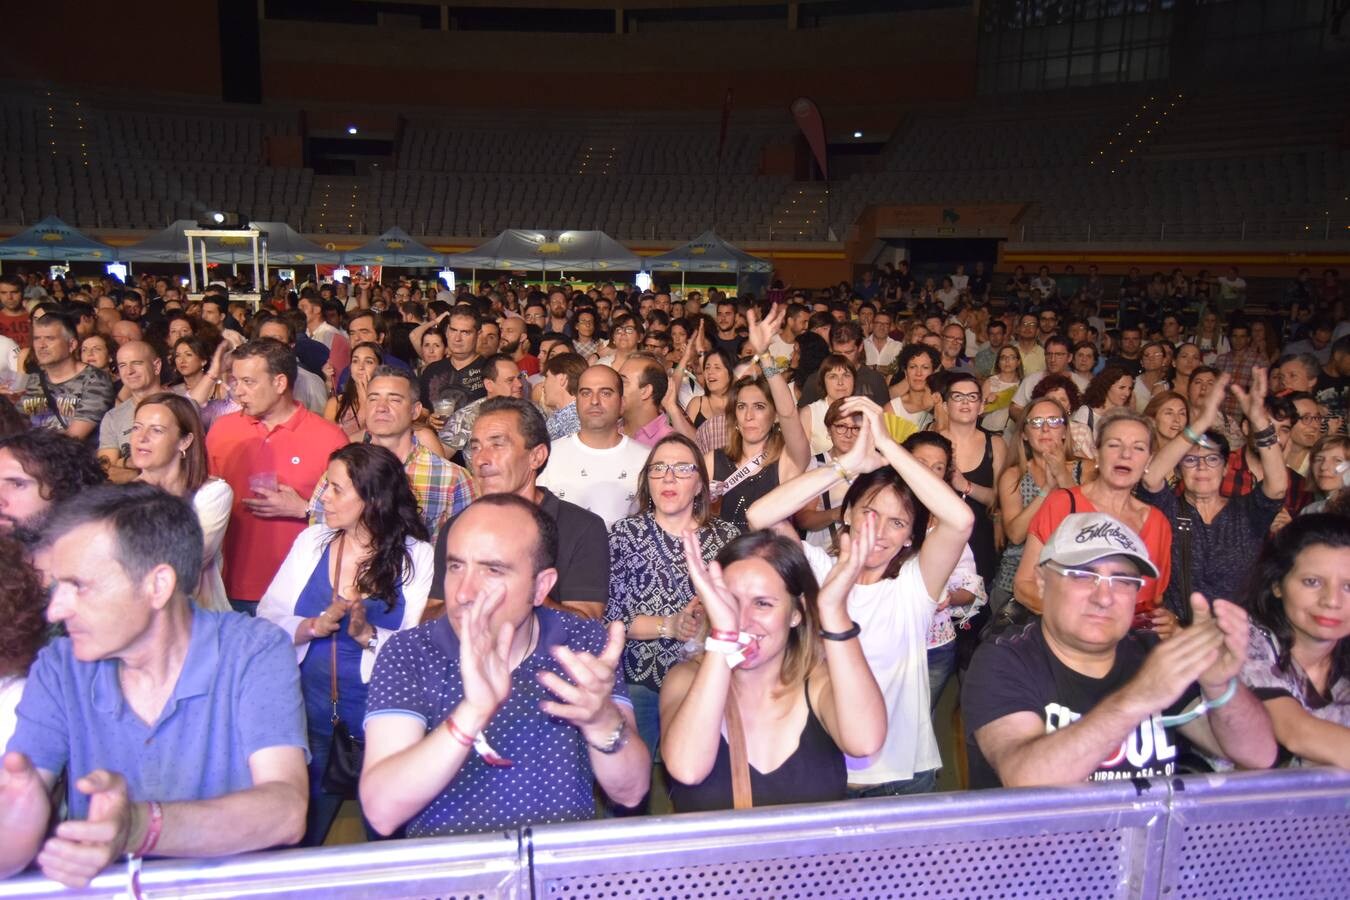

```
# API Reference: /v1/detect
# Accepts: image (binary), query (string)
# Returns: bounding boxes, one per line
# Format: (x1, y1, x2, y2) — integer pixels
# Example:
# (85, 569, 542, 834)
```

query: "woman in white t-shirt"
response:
(130, 392, 234, 612)
(0, 538, 47, 751)
(747, 395, 975, 796)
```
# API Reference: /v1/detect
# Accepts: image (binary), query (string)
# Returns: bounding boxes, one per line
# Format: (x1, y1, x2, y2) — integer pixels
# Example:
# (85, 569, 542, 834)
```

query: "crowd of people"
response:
(0, 263, 1346, 887)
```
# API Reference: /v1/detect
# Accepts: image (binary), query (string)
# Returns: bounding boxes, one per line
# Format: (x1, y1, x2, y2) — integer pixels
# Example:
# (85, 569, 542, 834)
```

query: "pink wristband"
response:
(443, 716, 475, 748)
(134, 801, 163, 857)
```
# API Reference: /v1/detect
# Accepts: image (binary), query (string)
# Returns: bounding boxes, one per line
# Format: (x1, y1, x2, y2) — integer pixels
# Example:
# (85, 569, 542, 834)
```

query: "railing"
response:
(1016, 216, 1350, 243)
(2, 768, 1347, 899)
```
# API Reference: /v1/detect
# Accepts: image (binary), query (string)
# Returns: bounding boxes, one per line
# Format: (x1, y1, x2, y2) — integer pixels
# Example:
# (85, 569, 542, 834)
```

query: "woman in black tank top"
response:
(661, 528, 887, 812)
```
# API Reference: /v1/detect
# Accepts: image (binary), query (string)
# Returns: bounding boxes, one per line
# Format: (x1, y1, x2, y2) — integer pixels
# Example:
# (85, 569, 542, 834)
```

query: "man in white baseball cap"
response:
(961, 512, 1276, 788)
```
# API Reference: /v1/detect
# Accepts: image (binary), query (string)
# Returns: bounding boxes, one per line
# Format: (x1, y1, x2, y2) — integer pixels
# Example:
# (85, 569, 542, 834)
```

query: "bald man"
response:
(97, 341, 163, 482)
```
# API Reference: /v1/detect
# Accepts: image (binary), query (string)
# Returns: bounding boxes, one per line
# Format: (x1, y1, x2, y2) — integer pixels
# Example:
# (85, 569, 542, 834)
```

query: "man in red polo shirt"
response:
(206, 338, 346, 614)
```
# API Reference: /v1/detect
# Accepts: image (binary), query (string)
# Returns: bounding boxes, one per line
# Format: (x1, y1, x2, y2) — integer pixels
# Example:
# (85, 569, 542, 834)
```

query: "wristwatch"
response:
(587, 714, 629, 754)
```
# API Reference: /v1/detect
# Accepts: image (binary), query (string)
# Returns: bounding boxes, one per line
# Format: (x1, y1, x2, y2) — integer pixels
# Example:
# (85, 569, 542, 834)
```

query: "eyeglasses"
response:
(648, 462, 699, 480)
(1026, 416, 1066, 430)
(946, 391, 981, 404)
(1044, 561, 1145, 597)
(1180, 453, 1224, 469)
(1297, 413, 1328, 424)
(830, 423, 862, 435)
(613, 326, 637, 335)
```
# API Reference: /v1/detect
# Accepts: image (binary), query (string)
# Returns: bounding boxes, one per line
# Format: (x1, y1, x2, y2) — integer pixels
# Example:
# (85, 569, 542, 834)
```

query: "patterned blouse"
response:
(604, 513, 740, 692)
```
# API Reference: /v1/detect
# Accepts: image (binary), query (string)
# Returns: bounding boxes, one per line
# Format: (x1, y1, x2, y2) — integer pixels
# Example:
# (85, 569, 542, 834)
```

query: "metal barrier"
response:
(2, 769, 1347, 899)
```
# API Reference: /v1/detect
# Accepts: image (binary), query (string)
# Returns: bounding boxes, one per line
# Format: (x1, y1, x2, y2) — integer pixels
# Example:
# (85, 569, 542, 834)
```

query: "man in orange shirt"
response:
(205, 338, 347, 614)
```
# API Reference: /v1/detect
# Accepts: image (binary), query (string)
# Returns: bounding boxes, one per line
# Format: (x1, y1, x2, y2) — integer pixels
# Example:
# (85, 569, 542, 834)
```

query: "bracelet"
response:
(819, 621, 862, 641)
(762, 362, 784, 380)
(832, 460, 854, 484)
(585, 714, 629, 755)
(1158, 677, 1239, 728)
(443, 715, 476, 748)
(658, 616, 671, 640)
(1182, 426, 1217, 450)
(134, 800, 163, 857)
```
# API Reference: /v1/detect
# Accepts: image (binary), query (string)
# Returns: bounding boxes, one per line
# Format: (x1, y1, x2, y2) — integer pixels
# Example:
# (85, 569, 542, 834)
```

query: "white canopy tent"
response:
(443, 229, 642, 284)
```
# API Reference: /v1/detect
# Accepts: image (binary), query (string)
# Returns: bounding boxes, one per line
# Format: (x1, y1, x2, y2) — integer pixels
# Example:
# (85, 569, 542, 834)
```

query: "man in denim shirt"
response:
(0, 484, 308, 887)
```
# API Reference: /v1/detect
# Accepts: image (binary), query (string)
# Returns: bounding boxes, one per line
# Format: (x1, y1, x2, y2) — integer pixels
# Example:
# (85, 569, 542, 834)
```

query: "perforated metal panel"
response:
(541, 829, 1130, 899)
(1165, 813, 1350, 900)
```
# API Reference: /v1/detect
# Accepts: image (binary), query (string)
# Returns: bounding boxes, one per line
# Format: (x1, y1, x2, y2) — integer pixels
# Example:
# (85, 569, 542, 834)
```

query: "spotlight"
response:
(347, 126, 358, 135)
(852, 131, 863, 139)
(199, 212, 248, 229)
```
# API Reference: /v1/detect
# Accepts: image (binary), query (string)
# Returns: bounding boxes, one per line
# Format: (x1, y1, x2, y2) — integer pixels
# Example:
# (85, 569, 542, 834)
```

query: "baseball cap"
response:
(1037, 512, 1159, 578)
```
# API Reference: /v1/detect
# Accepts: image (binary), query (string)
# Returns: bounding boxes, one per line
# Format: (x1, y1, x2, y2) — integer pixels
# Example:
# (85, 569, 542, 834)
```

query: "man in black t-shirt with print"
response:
(962, 513, 1277, 789)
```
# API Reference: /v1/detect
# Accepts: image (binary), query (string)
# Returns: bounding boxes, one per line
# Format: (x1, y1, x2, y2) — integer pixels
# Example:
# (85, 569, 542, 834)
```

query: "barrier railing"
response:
(1, 769, 1347, 899)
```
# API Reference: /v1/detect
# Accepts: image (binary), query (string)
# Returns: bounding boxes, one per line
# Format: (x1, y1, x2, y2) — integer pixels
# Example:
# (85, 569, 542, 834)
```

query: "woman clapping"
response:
(660, 517, 887, 811)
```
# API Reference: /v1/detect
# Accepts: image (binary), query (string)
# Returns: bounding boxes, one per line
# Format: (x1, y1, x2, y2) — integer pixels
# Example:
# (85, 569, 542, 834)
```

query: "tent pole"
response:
(187, 237, 197, 294)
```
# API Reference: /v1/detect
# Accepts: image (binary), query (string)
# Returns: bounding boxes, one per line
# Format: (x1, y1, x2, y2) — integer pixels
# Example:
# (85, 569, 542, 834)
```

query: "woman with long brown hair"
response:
(131, 392, 234, 612)
(702, 305, 809, 532)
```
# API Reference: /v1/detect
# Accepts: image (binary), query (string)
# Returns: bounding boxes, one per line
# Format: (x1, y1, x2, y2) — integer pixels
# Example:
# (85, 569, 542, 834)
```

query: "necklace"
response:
(510, 613, 539, 672)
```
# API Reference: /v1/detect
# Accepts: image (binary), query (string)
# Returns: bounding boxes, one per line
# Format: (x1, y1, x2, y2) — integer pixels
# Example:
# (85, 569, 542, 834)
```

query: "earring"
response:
(180, 448, 187, 459)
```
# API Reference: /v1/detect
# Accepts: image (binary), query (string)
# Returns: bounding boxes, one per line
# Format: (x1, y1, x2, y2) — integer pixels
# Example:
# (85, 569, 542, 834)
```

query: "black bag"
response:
(319, 535, 365, 799)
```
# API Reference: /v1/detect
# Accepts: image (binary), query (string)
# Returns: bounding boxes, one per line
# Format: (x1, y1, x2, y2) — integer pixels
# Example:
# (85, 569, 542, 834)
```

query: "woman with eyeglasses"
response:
(593, 313, 641, 371)
(987, 397, 1084, 633)
(1013, 408, 1172, 630)
(605, 434, 740, 762)
(1137, 368, 1287, 630)
(796, 399, 863, 550)
(802, 354, 857, 455)
(938, 373, 1005, 592)
(1234, 512, 1350, 770)
(572, 308, 605, 360)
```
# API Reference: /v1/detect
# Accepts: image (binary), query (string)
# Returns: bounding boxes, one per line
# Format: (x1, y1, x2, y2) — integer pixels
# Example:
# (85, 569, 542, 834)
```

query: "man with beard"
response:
(0, 431, 106, 543)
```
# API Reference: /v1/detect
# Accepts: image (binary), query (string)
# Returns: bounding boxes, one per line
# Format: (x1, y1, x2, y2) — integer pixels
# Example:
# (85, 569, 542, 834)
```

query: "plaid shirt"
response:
(1212, 346, 1270, 418)
(1219, 450, 1308, 515)
(310, 436, 477, 535)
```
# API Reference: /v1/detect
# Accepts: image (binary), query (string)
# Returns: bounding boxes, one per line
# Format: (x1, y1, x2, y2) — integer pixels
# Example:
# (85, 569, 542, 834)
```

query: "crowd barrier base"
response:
(1, 768, 1347, 899)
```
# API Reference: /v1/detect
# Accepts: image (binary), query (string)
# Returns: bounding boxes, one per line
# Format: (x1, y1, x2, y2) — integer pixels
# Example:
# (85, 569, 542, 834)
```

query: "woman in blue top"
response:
(260, 443, 433, 845)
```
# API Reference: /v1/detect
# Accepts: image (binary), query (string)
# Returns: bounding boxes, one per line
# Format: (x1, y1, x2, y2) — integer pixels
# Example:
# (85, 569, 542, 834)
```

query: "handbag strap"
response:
(328, 534, 347, 725)
(724, 681, 753, 810)
(36, 370, 69, 430)
(1175, 513, 1194, 625)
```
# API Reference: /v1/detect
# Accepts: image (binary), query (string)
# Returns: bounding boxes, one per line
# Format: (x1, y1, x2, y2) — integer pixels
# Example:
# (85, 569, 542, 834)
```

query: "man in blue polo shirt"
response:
(360, 493, 649, 837)
(0, 484, 308, 887)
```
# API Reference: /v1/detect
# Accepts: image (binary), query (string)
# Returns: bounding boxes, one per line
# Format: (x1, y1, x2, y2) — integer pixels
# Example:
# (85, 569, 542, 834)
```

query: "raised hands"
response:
(538, 621, 628, 743)
(1189, 594, 1250, 691)
(1229, 366, 1269, 430)
(746, 303, 786, 358)
(839, 395, 899, 460)
(817, 511, 876, 627)
(1124, 592, 1248, 716)
(1192, 371, 1232, 434)
(457, 583, 515, 724)
(681, 528, 740, 634)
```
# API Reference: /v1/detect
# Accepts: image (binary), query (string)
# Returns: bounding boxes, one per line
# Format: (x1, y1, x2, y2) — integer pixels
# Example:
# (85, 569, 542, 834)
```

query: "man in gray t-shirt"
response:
(96, 341, 164, 481)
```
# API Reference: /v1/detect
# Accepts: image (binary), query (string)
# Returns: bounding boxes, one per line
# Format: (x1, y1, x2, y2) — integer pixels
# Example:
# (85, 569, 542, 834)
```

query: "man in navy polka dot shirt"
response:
(360, 493, 650, 836)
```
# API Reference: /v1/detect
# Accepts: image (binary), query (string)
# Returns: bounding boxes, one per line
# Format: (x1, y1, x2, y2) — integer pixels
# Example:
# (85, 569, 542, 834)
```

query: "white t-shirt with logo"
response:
(537, 433, 651, 529)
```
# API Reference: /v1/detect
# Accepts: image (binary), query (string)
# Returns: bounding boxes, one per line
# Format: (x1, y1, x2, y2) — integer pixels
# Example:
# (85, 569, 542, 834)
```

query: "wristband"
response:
(819, 620, 862, 641)
(832, 460, 854, 485)
(658, 616, 671, 640)
(1182, 426, 1217, 450)
(134, 800, 163, 858)
(1157, 677, 1239, 728)
(445, 715, 514, 767)
(443, 715, 475, 748)
(704, 630, 756, 668)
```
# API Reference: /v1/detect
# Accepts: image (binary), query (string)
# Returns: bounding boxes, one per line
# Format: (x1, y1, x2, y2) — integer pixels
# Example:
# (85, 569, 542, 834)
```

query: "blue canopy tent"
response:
(342, 227, 443, 268)
(442, 229, 642, 285)
(646, 229, 773, 295)
(118, 220, 337, 266)
(0, 216, 117, 263)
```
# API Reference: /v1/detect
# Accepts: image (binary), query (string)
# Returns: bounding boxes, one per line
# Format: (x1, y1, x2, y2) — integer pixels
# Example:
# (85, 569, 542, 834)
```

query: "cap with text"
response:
(1038, 512, 1159, 578)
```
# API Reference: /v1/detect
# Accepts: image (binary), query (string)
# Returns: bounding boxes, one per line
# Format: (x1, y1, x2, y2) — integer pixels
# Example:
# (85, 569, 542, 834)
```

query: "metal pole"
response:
(1160, 222, 1166, 241)
(1241, 220, 1246, 241)
(200, 239, 210, 289)
(187, 236, 198, 293)
(1326, 215, 1331, 240)
(252, 234, 261, 295)
(1087, 222, 1092, 242)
